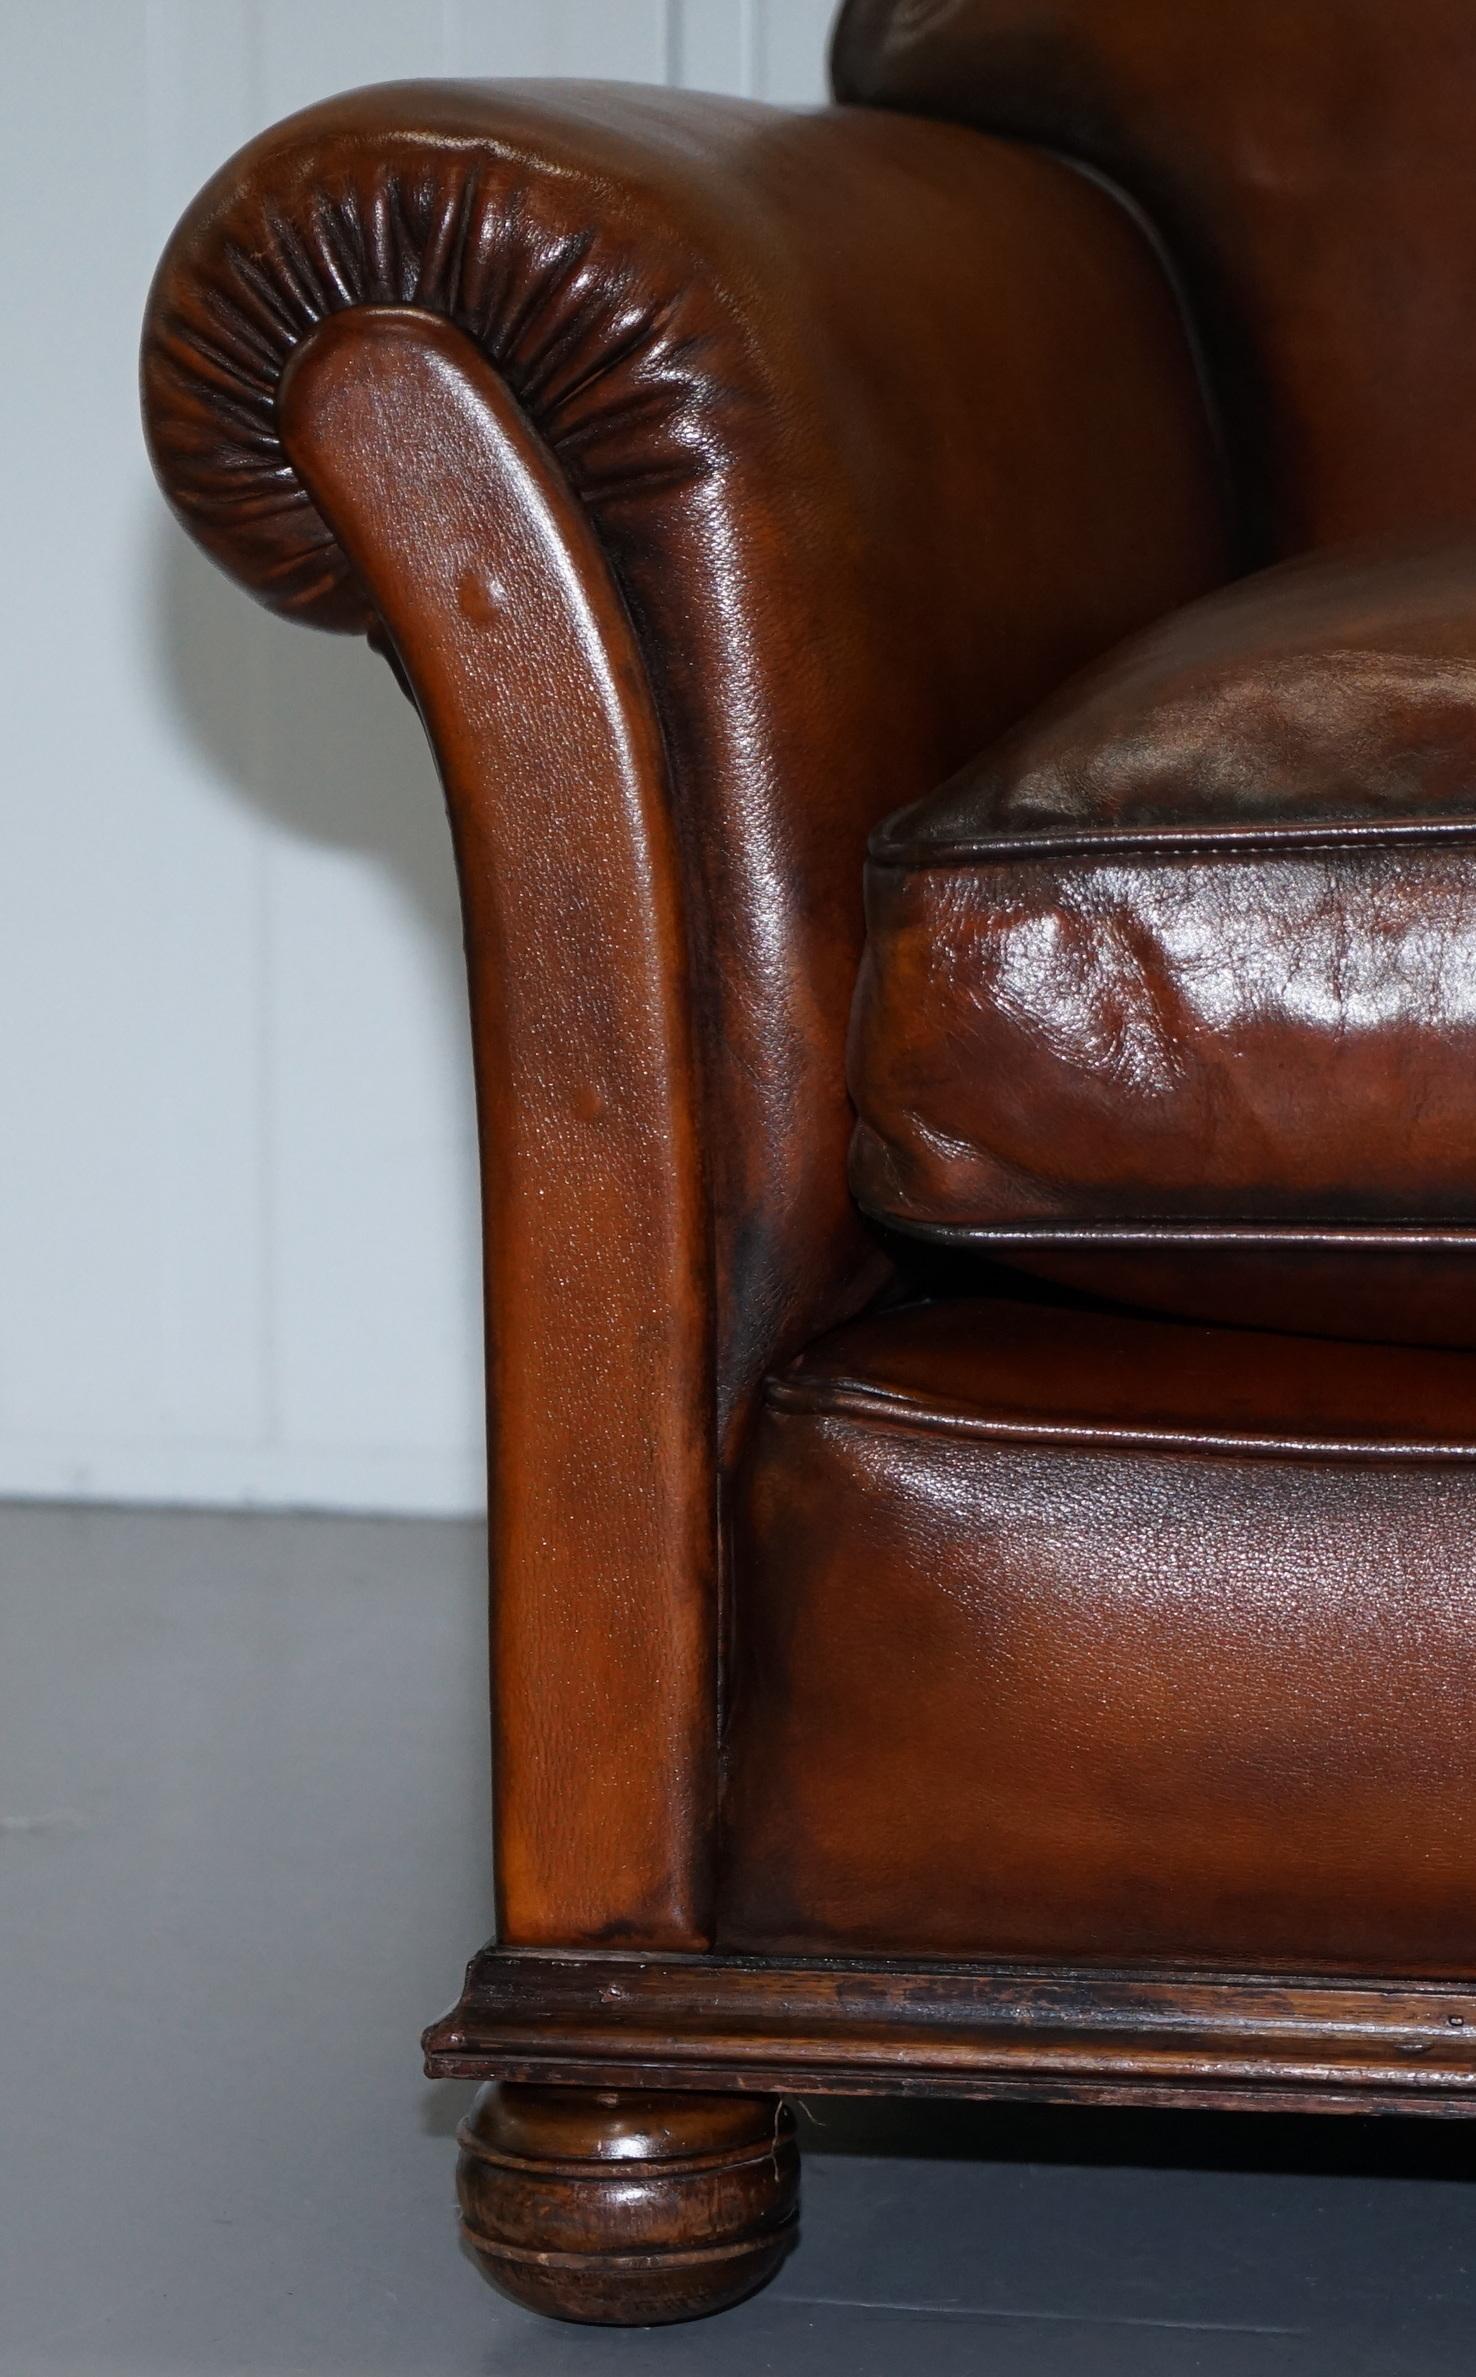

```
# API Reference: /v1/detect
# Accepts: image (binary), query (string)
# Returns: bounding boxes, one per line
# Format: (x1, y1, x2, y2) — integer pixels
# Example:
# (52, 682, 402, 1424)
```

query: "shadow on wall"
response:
(145, 507, 468, 981)
(141, 505, 485, 1458)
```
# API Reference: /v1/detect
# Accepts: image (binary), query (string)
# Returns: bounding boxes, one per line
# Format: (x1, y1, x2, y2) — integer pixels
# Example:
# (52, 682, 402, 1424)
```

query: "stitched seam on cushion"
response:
(870, 1216, 1476, 1248)
(869, 815, 1476, 867)
(763, 1377, 1476, 1463)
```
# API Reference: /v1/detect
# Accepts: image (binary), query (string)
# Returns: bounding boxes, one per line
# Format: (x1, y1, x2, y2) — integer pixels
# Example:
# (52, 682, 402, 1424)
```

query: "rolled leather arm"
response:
(143, 78, 1229, 1418)
(142, 81, 1229, 1952)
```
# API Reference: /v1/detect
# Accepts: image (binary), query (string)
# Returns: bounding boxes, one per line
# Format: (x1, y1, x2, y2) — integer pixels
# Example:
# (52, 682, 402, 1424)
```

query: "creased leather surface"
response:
(721, 1297, 1476, 1967)
(141, 80, 1228, 1440)
(878, 539, 1476, 850)
(833, 0, 1476, 562)
(849, 541, 1476, 1342)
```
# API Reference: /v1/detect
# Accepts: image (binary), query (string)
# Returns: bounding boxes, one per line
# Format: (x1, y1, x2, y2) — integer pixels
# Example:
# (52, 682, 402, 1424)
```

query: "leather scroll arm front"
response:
(277, 308, 712, 1952)
(141, 80, 1231, 1951)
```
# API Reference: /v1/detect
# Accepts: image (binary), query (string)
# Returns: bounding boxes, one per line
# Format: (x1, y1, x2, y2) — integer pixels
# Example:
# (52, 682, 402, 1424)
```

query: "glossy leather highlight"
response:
(850, 541, 1476, 1342)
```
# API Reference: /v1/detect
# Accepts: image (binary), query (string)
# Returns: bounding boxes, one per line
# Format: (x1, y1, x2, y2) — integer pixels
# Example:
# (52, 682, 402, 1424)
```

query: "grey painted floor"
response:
(4, 1500, 1475, 2375)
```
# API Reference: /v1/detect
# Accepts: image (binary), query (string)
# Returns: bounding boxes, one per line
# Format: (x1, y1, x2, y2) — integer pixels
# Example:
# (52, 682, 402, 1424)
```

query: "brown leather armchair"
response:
(141, 0, 1476, 2329)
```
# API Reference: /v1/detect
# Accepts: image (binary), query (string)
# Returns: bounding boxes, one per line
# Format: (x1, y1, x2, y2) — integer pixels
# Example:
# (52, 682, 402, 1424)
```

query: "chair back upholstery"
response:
(834, 0, 1476, 561)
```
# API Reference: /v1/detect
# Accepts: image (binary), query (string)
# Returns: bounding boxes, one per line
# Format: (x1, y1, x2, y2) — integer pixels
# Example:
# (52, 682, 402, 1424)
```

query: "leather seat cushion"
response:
(848, 540, 1476, 1343)
(719, 1296, 1476, 1968)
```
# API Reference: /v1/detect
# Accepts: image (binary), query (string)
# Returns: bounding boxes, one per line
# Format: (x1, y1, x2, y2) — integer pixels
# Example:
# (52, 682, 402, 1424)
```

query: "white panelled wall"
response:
(1, 0, 834, 1514)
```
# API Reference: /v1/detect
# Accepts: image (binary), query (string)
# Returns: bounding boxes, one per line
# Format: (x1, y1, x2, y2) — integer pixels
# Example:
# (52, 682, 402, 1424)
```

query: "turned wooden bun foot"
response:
(456, 2082, 799, 2325)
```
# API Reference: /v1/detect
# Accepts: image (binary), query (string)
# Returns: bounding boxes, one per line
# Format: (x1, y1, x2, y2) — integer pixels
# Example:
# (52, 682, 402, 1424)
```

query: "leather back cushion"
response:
(833, 0, 1476, 559)
(848, 540, 1476, 1345)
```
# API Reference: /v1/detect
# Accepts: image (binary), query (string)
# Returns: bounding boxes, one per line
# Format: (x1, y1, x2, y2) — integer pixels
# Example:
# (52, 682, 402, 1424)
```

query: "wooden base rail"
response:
(425, 1947, 1476, 2118)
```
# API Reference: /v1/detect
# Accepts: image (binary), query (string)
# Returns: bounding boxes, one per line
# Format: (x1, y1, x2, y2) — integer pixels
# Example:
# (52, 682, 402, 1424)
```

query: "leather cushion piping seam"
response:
(869, 815, 1476, 866)
(872, 1218, 1476, 1249)
(763, 1376, 1476, 1462)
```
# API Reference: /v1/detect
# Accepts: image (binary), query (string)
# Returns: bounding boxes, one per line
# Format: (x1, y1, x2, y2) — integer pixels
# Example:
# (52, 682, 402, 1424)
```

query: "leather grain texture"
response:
(833, 0, 1476, 561)
(721, 1297, 1476, 1968)
(142, 80, 1229, 1451)
(849, 540, 1476, 1343)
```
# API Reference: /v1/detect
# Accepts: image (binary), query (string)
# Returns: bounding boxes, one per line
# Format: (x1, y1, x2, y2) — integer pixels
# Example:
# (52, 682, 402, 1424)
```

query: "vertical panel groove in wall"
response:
(746, 0, 765, 98)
